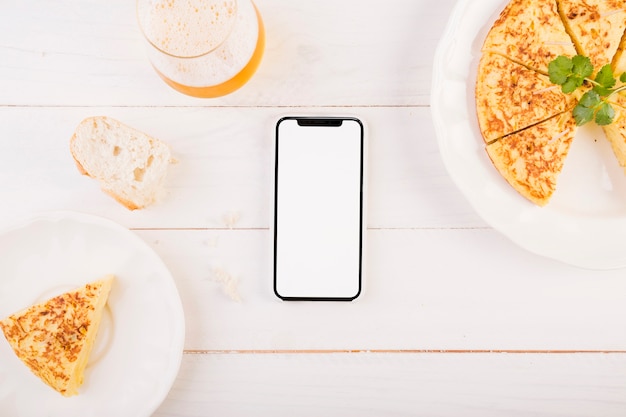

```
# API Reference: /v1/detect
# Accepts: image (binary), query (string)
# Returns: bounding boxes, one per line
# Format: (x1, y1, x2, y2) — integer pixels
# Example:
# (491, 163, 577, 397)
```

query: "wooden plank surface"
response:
(0, 106, 483, 230)
(0, 0, 455, 107)
(2, 0, 626, 415)
(155, 352, 626, 417)
(135, 228, 626, 352)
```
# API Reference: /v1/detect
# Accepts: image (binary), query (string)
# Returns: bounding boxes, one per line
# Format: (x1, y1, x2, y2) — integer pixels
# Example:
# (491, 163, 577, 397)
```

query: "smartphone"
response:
(273, 116, 365, 301)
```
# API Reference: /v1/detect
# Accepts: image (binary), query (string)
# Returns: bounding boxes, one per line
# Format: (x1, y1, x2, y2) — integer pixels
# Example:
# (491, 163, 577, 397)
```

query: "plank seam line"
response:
(183, 349, 626, 355)
(0, 104, 429, 109)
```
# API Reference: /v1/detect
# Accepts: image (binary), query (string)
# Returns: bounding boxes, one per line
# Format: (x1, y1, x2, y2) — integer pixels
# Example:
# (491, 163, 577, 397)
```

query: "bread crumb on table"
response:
(210, 267, 242, 303)
(222, 212, 241, 229)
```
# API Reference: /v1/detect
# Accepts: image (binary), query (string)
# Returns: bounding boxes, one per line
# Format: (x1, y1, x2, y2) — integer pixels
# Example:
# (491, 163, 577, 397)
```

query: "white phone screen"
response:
(273, 117, 364, 300)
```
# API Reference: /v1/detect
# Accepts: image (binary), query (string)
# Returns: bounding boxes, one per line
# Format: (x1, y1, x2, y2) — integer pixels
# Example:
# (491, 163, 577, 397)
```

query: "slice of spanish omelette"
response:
(610, 19, 626, 73)
(0, 275, 114, 397)
(476, 53, 576, 142)
(482, 0, 577, 74)
(486, 111, 577, 206)
(557, 0, 626, 73)
(603, 93, 626, 172)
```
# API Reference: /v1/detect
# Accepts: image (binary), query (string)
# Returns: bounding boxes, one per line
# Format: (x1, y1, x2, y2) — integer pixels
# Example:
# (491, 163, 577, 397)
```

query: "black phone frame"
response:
(273, 116, 365, 301)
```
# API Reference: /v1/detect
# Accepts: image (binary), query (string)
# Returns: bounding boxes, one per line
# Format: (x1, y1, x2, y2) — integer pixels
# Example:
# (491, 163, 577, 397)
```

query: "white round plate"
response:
(432, 0, 626, 269)
(0, 212, 185, 417)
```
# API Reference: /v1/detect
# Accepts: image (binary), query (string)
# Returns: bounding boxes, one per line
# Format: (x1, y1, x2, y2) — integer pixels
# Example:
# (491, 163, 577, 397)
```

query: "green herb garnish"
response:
(548, 55, 626, 126)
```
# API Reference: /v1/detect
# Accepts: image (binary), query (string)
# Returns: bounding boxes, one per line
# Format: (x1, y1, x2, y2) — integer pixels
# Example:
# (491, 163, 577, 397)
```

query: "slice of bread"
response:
(70, 116, 172, 210)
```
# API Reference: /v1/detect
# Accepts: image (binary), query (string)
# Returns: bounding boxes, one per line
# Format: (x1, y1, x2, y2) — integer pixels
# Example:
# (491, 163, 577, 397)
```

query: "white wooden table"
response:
(2, 0, 626, 415)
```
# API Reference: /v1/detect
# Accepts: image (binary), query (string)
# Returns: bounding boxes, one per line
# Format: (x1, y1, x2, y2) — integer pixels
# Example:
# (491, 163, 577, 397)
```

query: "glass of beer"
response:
(136, 0, 265, 98)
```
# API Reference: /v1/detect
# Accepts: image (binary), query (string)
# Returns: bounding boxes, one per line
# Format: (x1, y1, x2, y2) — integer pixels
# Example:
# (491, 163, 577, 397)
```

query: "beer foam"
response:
(138, 0, 237, 57)
(144, 0, 260, 87)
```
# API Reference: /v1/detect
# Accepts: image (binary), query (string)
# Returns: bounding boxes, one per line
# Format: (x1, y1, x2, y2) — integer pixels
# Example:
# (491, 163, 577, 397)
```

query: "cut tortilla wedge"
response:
(476, 53, 576, 142)
(486, 111, 577, 206)
(602, 94, 626, 172)
(482, 0, 577, 74)
(0, 276, 114, 397)
(611, 19, 626, 74)
(557, 0, 626, 73)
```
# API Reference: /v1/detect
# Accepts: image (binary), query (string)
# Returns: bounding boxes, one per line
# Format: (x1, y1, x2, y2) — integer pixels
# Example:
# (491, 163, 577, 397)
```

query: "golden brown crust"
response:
(0, 276, 114, 396)
(69, 130, 89, 177)
(486, 112, 577, 206)
(482, 0, 577, 73)
(102, 188, 141, 210)
(476, 53, 576, 142)
(71, 154, 89, 177)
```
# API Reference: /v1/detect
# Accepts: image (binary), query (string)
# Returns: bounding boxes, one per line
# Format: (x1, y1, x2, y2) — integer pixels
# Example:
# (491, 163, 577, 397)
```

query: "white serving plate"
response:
(432, 0, 626, 269)
(0, 212, 185, 417)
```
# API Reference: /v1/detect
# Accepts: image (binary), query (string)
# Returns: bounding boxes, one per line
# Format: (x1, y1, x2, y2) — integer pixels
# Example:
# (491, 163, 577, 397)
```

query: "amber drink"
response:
(137, 0, 265, 98)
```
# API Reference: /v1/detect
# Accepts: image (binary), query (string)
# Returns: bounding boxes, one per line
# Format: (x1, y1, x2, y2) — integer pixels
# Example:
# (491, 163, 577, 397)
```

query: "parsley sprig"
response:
(548, 55, 626, 126)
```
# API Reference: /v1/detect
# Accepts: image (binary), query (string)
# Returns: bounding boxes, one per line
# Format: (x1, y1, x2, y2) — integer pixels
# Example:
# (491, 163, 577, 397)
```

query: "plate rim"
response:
(431, 0, 626, 270)
(0, 210, 186, 416)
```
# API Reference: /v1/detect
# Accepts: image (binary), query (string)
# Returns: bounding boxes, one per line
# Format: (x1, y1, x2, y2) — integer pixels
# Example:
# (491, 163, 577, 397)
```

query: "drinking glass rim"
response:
(136, 0, 240, 59)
